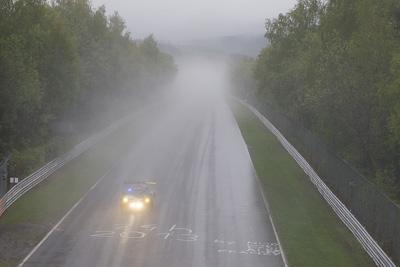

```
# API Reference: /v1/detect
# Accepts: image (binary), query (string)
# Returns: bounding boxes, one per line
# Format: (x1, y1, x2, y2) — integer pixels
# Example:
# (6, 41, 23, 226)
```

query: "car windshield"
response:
(124, 187, 147, 196)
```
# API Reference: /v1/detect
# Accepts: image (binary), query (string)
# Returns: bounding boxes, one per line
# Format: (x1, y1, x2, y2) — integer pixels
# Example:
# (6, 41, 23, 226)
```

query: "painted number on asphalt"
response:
(90, 225, 280, 256)
(90, 224, 198, 242)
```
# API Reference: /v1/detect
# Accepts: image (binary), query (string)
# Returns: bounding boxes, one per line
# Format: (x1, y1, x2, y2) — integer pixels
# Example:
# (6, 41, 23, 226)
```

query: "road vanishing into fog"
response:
(21, 60, 285, 267)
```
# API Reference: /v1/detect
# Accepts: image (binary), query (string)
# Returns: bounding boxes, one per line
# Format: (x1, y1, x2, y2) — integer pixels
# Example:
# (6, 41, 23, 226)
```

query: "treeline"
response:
(233, 0, 400, 203)
(0, 0, 177, 176)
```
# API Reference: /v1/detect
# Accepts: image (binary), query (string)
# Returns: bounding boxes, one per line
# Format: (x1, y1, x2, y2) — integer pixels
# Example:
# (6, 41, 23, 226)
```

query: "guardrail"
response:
(237, 97, 396, 267)
(0, 106, 150, 216)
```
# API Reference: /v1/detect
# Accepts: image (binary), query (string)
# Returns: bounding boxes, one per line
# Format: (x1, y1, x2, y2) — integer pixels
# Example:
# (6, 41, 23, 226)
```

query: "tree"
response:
(0, 35, 42, 152)
(253, 0, 400, 201)
(39, 11, 84, 116)
(0, 0, 178, 174)
(140, 34, 159, 62)
(231, 57, 257, 96)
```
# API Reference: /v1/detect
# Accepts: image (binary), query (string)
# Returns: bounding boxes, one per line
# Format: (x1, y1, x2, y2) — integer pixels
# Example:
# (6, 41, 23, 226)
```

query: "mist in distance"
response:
(89, 0, 299, 103)
(90, 0, 297, 43)
(173, 56, 229, 100)
(87, 0, 299, 117)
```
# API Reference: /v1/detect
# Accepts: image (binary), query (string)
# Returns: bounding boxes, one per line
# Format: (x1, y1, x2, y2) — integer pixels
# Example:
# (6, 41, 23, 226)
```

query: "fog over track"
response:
(21, 58, 285, 267)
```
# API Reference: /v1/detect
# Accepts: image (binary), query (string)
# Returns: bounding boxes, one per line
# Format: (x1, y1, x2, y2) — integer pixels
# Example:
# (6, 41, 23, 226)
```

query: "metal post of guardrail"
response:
(234, 96, 396, 267)
(0, 103, 157, 217)
(0, 154, 13, 198)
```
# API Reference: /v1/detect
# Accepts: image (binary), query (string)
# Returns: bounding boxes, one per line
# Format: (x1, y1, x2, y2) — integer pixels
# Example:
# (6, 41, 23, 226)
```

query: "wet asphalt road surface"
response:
(21, 61, 285, 267)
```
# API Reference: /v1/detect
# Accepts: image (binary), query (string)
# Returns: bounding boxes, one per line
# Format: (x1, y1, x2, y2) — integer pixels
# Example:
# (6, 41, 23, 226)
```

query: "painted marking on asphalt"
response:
(89, 224, 281, 256)
(140, 224, 157, 231)
(177, 234, 198, 242)
(19, 160, 119, 266)
(90, 231, 115, 238)
(216, 241, 281, 256)
(156, 232, 172, 239)
(114, 224, 132, 230)
(120, 231, 145, 239)
(90, 224, 198, 242)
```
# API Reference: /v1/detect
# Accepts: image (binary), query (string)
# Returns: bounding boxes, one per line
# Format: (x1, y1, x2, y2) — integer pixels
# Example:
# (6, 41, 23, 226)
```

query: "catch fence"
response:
(0, 105, 153, 217)
(239, 93, 400, 265)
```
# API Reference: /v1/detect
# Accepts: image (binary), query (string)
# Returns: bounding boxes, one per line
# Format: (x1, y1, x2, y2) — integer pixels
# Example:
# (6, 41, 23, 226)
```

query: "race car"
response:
(120, 181, 156, 212)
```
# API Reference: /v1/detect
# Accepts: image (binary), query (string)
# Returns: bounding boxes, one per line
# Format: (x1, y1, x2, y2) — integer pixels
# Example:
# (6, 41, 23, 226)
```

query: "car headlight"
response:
(122, 197, 128, 203)
(129, 202, 144, 208)
(145, 198, 150, 203)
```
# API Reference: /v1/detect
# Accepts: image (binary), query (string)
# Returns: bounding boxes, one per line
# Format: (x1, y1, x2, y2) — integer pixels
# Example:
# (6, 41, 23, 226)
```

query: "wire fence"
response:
(0, 105, 153, 217)
(238, 93, 399, 266)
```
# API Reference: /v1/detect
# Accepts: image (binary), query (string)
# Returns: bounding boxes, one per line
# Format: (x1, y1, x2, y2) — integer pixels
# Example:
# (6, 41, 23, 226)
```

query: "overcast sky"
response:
(90, 0, 298, 43)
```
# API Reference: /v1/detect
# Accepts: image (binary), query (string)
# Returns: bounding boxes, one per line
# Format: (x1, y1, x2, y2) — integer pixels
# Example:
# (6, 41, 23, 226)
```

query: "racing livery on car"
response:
(121, 181, 156, 212)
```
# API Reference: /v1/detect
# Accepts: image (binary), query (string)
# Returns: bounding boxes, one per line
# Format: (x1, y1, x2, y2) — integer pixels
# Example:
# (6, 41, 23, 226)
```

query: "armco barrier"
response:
(236, 96, 396, 267)
(0, 105, 152, 217)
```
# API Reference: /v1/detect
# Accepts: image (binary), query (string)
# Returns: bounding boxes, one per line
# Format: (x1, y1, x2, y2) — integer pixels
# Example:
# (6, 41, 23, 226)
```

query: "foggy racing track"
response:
(20, 58, 285, 267)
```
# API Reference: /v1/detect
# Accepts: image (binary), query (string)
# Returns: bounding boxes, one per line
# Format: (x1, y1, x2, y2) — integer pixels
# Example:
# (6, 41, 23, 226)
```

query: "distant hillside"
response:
(185, 35, 269, 57)
(144, 35, 269, 60)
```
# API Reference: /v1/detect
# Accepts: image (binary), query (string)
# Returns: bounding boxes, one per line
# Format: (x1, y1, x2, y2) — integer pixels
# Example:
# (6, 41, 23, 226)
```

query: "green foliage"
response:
(230, 57, 257, 96)
(40, 11, 84, 115)
(383, 54, 400, 146)
(0, 0, 177, 177)
(229, 99, 374, 266)
(0, 34, 43, 152)
(252, 0, 400, 202)
(140, 34, 159, 61)
(139, 34, 178, 91)
(375, 168, 400, 201)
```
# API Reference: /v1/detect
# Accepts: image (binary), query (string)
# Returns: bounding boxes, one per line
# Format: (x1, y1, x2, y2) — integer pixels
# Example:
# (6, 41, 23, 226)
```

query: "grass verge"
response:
(0, 104, 163, 266)
(228, 98, 375, 266)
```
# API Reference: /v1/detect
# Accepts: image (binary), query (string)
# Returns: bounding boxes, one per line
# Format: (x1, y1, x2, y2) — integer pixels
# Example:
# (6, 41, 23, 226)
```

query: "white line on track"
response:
(253, 169, 289, 267)
(18, 164, 117, 266)
(233, 99, 289, 267)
